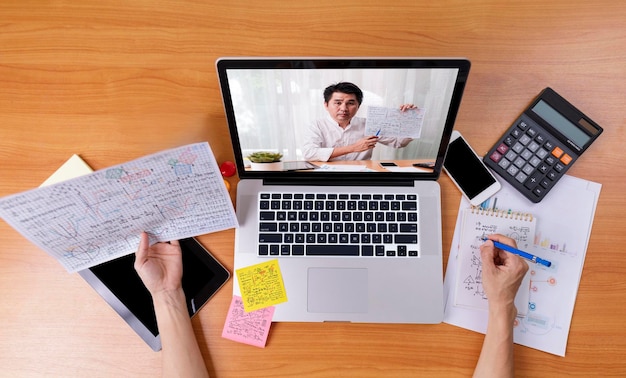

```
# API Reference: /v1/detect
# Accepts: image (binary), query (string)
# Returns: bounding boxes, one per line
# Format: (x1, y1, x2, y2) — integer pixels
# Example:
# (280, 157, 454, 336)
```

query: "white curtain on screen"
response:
(227, 68, 457, 161)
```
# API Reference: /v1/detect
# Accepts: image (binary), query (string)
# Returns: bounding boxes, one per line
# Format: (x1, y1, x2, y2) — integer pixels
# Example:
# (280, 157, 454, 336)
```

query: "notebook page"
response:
(454, 207, 535, 316)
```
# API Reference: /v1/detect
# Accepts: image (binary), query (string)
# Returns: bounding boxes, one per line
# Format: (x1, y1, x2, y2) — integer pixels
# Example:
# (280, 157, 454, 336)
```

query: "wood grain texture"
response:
(1, 0, 625, 376)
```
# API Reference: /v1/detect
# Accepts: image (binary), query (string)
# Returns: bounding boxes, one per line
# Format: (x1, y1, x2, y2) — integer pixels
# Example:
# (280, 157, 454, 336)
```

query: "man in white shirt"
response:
(303, 82, 414, 162)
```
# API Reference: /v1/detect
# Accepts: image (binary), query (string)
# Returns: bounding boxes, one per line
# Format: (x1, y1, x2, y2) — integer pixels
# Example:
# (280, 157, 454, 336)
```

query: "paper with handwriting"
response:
(364, 105, 425, 138)
(222, 295, 274, 348)
(0, 142, 237, 272)
(443, 175, 601, 356)
(236, 259, 288, 312)
(454, 207, 535, 317)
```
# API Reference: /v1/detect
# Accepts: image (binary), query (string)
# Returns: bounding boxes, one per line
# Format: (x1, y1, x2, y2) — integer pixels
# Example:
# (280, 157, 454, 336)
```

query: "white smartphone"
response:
(444, 130, 501, 206)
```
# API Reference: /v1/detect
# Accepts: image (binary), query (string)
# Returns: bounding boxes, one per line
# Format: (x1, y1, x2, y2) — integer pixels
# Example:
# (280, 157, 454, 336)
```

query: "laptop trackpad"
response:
(307, 268, 368, 313)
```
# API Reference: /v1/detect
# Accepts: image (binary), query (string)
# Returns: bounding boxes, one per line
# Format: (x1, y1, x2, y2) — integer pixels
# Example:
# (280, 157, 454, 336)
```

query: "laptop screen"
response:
(217, 58, 470, 182)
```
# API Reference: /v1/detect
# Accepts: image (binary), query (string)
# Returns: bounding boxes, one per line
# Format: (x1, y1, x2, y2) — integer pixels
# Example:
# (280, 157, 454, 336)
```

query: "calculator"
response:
(483, 87, 603, 203)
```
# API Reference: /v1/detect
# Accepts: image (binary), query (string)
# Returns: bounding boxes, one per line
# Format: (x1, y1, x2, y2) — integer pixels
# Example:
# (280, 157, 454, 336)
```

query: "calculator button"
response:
(513, 157, 526, 168)
(510, 128, 522, 138)
(544, 140, 555, 150)
(552, 146, 564, 158)
(536, 148, 549, 159)
(504, 135, 516, 145)
(519, 134, 532, 145)
(506, 165, 519, 176)
(535, 134, 546, 144)
(560, 153, 572, 165)
(525, 173, 541, 189)
(496, 143, 509, 154)
(489, 151, 503, 163)
(521, 149, 533, 160)
(527, 141, 540, 152)
(554, 162, 565, 172)
(545, 155, 556, 165)
(505, 150, 518, 161)
(546, 170, 558, 180)
(498, 158, 511, 170)
(515, 172, 528, 183)
(540, 178, 552, 189)
(538, 164, 549, 173)
(522, 164, 534, 175)
(529, 156, 542, 167)
(533, 186, 545, 198)
(518, 121, 528, 130)
(527, 127, 537, 137)
(512, 142, 524, 153)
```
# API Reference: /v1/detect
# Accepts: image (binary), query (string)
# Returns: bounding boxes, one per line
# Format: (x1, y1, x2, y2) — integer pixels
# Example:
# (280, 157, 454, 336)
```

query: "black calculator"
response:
(483, 87, 603, 203)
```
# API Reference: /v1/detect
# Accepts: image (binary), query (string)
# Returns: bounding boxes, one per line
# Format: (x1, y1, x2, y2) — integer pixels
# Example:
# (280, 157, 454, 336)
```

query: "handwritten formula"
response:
(365, 105, 425, 138)
(236, 259, 288, 312)
(0, 142, 237, 272)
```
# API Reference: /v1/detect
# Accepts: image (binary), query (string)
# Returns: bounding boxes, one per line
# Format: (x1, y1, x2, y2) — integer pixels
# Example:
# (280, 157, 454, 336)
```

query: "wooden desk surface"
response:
(1, 1, 624, 376)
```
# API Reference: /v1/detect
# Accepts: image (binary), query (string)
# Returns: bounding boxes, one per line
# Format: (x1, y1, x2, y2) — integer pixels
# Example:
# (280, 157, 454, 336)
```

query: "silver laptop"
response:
(217, 57, 470, 323)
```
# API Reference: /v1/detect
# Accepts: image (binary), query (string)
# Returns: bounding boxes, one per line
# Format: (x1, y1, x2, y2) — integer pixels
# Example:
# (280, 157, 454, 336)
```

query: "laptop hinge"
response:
(262, 179, 416, 187)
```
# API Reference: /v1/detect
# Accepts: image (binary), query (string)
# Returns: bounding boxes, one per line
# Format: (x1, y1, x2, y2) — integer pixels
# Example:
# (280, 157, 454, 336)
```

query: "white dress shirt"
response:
(303, 115, 412, 162)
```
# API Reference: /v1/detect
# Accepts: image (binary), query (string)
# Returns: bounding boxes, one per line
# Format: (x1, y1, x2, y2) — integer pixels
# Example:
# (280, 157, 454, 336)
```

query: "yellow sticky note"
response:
(236, 259, 287, 312)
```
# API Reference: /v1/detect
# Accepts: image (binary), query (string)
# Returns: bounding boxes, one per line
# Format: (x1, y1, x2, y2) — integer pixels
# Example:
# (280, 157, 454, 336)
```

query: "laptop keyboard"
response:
(257, 192, 419, 257)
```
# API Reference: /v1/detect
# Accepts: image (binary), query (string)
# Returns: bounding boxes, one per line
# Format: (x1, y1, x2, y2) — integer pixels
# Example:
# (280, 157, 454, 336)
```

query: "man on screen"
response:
(302, 82, 415, 162)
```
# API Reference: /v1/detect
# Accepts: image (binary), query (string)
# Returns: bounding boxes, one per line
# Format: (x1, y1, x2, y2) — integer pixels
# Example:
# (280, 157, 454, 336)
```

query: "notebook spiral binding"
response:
(471, 206, 533, 222)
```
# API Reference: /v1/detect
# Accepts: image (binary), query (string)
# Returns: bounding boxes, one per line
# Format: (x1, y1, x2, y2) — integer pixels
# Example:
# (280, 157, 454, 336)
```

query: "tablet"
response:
(78, 237, 230, 351)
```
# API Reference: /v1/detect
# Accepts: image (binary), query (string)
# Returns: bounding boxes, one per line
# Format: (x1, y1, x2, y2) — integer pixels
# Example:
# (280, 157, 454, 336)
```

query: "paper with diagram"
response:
(364, 105, 425, 138)
(454, 207, 535, 317)
(443, 174, 601, 356)
(0, 142, 237, 273)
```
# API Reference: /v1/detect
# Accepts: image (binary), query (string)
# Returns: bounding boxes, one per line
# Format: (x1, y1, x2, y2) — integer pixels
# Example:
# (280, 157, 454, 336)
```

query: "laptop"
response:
(217, 57, 470, 323)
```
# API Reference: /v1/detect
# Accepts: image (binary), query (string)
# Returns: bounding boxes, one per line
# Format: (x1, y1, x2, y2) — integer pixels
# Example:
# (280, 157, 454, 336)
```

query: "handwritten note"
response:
(455, 207, 535, 316)
(0, 142, 238, 273)
(365, 105, 425, 138)
(222, 295, 274, 348)
(236, 259, 287, 312)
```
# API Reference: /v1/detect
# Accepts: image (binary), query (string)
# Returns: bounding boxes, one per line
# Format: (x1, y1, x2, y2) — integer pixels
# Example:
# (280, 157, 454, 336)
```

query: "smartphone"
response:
(444, 130, 501, 206)
(379, 162, 398, 168)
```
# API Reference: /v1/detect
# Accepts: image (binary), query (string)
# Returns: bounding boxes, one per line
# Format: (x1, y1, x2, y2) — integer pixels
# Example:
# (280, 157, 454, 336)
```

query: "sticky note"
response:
(221, 295, 274, 348)
(236, 259, 287, 312)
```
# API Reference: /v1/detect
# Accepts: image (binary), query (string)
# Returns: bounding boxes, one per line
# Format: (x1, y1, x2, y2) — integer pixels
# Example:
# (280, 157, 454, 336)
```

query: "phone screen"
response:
(444, 137, 497, 199)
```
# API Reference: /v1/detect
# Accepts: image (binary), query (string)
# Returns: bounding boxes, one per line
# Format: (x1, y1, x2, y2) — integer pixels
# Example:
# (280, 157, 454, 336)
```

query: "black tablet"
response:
(78, 237, 230, 351)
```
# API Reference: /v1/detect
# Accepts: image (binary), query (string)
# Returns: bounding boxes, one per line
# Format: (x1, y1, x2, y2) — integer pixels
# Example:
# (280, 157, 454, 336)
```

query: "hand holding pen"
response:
(480, 234, 530, 310)
(481, 235, 552, 267)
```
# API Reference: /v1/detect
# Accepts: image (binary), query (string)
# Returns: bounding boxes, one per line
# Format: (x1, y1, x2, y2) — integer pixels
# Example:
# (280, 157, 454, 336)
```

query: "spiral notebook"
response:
(454, 207, 535, 317)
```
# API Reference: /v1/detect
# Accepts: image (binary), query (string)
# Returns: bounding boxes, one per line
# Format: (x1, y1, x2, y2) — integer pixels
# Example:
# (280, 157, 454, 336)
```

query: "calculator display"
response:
(483, 88, 603, 203)
(531, 100, 591, 148)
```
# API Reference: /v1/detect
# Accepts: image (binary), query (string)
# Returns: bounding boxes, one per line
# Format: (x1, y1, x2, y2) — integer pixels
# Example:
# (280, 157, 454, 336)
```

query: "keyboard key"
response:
(400, 223, 417, 233)
(259, 223, 278, 232)
(395, 234, 417, 244)
(401, 201, 417, 211)
(259, 234, 282, 243)
(306, 245, 359, 256)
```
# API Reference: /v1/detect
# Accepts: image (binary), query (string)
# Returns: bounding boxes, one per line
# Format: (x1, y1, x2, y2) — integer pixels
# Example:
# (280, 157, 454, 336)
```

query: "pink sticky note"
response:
(222, 295, 275, 348)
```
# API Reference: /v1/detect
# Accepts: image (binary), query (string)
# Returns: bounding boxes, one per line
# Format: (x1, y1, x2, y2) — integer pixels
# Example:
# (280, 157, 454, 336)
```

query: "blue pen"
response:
(482, 237, 552, 267)
(375, 129, 381, 137)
